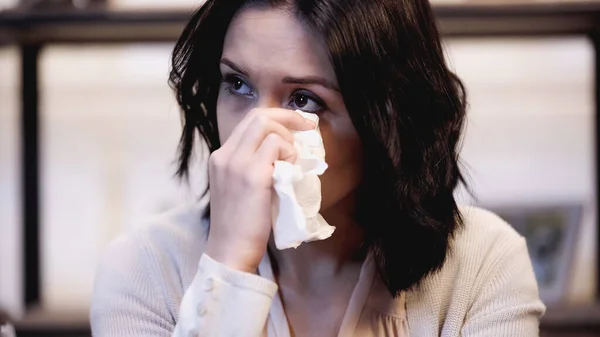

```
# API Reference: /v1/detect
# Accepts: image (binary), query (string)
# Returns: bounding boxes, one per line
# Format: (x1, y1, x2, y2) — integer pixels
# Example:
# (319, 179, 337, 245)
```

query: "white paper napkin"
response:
(271, 110, 335, 250)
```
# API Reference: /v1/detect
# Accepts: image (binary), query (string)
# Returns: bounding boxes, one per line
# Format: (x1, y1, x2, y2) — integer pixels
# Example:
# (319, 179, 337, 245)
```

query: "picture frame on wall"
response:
(486, 204, 583, 305)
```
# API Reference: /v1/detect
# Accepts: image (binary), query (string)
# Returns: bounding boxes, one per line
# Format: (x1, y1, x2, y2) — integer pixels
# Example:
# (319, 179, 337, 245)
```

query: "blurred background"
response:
(0, 0, 598, 336)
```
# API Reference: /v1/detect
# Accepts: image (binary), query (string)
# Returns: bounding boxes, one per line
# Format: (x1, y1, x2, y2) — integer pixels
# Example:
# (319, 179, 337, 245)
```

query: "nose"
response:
(254, 93, 283, 110)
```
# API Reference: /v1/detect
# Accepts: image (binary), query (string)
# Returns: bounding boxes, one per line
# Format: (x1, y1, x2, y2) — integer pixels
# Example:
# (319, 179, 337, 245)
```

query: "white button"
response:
(188, 329, 197, 337)
(203, 277, 214, 291)
(197, 303, 207, 317)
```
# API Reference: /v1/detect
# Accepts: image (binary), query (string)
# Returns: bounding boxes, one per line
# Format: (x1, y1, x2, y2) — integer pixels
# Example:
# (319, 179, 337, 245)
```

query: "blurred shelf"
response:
(542, 304, 600, 329)
(9, 303, 600, 337)
(0, 8, 190, 44)
(14, 307, 90, 337)
(0, 1, 599, 45)
(15, 307, 89, 328)
(435, 0, 600, 36)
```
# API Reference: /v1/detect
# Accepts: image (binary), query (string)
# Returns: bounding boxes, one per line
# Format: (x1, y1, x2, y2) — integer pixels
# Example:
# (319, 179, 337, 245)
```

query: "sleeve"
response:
(172, 254, 278, 337)
(461, 237, 547, 337)
(90, 235, 176, 337)
(90, 233, 278, 337)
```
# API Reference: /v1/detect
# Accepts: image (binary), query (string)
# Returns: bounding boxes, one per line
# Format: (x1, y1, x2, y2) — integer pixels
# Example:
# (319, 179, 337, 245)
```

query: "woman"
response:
(91, 0, 545, 336)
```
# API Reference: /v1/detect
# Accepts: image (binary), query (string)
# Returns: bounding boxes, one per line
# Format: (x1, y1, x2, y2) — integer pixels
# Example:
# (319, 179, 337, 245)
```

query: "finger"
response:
(233, 115, 295, 157)
(227, 108, 315, 149)
(254, 133, 297, 166)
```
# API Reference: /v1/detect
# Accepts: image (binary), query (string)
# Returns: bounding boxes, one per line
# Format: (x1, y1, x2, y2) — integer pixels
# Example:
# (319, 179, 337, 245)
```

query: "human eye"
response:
(221, 74, 254, 97)
(288, 90, 326, 113)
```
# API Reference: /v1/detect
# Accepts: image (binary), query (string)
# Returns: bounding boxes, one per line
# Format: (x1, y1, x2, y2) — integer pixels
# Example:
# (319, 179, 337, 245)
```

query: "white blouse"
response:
(172, 252, 409, 337)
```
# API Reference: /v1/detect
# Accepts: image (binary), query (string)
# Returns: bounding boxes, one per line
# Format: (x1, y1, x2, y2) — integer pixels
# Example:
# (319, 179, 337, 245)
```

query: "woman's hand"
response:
(205, 108, 316, 273)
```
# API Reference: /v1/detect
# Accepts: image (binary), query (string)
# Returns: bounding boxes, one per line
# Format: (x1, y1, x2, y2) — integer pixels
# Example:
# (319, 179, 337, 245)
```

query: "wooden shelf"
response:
(13, 307, 89, 337)
(0, 1, 599, 45)
(435, 0, 600, 36)
(540, 304, 600, 337)
(541, 304, 600, 329)
(10, 303, 600, 336)
(15, 307, 89, 329)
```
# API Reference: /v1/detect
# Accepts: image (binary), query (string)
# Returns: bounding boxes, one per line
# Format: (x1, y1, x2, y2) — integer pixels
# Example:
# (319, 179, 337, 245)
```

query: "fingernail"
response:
(305, 118, 317, 129)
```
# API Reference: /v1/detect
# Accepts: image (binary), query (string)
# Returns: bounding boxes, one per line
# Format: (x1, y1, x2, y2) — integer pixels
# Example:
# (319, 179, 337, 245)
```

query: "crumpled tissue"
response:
(271, 110, 335, 250)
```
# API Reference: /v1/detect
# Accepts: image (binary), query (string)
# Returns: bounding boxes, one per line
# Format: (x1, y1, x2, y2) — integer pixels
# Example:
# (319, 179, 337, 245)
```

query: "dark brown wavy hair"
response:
(169, 0, 468, 297)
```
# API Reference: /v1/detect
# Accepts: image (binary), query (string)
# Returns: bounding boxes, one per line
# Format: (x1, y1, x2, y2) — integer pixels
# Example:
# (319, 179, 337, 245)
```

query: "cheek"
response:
(318, 114, 363, 209)
(216, 92, 247, 144)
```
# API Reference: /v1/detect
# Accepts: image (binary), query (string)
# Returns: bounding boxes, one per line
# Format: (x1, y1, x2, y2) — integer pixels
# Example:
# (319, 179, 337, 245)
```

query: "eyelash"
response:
(222, 74, 254, 97)
(220, 74, 327, 113)
(289, 90, 326, 113)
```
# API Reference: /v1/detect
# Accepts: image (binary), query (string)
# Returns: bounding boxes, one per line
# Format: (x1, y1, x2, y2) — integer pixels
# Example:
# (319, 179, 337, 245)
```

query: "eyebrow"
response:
(282, 76, 340, 92)
(220, 58, 249, 76)
(220, 57, 340, 92)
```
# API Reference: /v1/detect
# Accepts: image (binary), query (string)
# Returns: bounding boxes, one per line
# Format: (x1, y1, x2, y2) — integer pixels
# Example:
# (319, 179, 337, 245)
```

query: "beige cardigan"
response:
(90, 198, 545, 336)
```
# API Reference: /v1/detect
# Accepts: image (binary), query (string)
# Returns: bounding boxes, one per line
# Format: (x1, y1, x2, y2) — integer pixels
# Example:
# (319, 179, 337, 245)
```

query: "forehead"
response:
(222, 7, 336, 80)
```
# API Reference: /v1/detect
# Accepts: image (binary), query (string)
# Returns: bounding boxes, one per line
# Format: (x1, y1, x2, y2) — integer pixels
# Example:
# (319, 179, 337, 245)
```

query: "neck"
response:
(268, 192, 366, 289)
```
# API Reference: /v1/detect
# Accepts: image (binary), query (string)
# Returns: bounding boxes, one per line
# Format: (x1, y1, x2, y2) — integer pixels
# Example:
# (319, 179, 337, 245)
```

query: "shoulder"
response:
(441, 205, 531, 288)
(102, 198, 209, 271)
(413, 205, 528, 292)
(128, 199, 210, 258)
(453, 205, 526, 258)
(91, 198, 210, 324)
(405, 205, 543, 335)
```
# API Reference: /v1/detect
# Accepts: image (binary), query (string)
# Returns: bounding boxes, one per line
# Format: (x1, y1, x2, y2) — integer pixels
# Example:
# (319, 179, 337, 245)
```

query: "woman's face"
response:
(217, 7, 363, 214)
